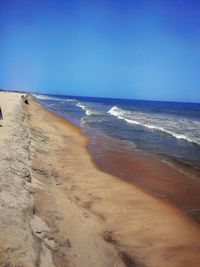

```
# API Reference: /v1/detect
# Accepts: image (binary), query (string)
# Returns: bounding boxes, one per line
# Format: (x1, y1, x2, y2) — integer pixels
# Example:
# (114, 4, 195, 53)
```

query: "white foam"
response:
(65, 99, 76, 102)
(33, 94, 76, 102)
(33, 94, 62, 101)
(76, 103, 95, 116)
(108, 106, 200, 146)
(48, 104, 56, 106)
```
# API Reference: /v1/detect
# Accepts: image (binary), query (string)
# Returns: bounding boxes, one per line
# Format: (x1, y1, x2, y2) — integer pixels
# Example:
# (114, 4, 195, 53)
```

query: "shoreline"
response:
(37, 96, 200, 223)
(0, 92, 200, 267)
(87, 132, 200, 223)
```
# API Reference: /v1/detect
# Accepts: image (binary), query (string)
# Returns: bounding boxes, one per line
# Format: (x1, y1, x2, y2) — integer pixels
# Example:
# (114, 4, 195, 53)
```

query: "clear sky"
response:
(0, 0, 200, 102)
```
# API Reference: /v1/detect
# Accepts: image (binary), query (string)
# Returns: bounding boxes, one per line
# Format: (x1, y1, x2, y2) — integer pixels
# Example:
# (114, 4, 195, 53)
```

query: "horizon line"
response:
(0, 88, 200, 105)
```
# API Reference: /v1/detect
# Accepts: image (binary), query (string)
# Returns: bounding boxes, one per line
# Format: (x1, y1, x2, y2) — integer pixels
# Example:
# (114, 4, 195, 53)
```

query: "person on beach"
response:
(0, 107, 3, 126)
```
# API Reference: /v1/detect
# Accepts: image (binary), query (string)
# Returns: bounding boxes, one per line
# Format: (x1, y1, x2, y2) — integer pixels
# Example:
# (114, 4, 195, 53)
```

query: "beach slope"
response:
(0, 92, 200, 267)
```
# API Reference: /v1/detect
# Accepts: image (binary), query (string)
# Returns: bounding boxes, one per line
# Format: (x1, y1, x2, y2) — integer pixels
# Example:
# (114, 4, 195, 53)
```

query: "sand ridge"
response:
(0, 92, 39, 266)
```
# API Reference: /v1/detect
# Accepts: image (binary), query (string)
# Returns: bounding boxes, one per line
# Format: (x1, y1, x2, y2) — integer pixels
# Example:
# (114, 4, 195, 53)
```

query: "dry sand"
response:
(0, 92, 200, 267)
(0, 92, 39, 266)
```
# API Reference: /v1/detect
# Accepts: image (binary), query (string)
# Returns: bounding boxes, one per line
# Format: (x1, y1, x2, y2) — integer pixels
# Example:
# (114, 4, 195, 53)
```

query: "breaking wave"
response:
(108, 106, 200, 146)
(33, 94, 76, 102)
(76, 103, 98, 116)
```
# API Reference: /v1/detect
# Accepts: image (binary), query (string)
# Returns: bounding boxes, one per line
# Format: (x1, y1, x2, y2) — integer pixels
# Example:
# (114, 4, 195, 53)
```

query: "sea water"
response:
(33, 93, 200, 171)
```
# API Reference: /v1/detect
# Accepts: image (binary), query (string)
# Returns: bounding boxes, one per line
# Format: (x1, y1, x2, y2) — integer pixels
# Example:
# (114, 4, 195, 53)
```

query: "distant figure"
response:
(0, 107, 3, 126)
(0, 107, 2, 119)
(21, 95, 29, 105)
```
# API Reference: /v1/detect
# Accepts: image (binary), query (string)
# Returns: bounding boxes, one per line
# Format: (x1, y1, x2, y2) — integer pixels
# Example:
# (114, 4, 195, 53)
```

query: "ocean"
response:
(33, 93, 200, 170)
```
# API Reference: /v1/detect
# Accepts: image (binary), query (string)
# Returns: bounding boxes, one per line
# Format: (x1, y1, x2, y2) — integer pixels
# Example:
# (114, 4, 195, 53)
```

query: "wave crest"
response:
(76, 103, 94, 116)
(108, 106, 200, 146)
(33, 94, 76, 102)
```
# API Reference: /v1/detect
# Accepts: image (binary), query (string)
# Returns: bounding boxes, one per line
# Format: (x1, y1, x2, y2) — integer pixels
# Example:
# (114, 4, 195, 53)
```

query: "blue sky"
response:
(0, 0, 200, 102)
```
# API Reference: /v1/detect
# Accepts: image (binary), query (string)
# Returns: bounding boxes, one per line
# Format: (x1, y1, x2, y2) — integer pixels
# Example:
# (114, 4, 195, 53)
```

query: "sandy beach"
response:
(0, 92, 200, 267)
(88, 133, 200, 223)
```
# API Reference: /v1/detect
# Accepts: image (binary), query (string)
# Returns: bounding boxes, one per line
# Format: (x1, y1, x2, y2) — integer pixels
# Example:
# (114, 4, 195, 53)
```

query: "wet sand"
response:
(0, 92, 200, 267)
(88, 132, 200, 223)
